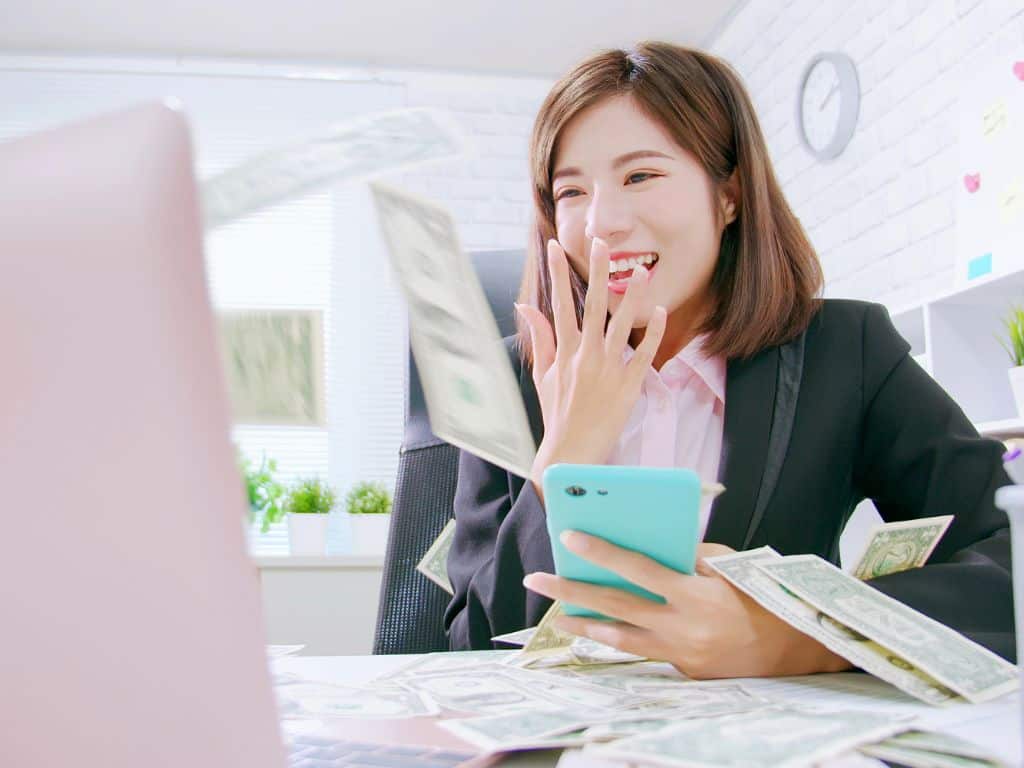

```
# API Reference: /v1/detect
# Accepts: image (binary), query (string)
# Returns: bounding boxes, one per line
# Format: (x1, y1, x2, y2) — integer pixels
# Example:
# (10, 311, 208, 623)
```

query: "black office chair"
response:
(373, 248, 527, 654)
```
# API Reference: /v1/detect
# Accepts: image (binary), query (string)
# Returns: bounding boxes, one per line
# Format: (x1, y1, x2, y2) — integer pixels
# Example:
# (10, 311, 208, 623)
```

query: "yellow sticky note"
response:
(983, 99, 1009, 138)
(999, 179, 1024, 224)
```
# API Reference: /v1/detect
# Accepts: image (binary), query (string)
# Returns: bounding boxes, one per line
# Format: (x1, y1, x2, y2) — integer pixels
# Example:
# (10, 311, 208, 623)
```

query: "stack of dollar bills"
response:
(274, 651, 1009, 767)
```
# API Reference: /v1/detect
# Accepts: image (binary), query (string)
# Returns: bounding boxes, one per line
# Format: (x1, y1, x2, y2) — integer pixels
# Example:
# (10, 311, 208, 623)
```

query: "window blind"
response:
(0, 57, 408, 554)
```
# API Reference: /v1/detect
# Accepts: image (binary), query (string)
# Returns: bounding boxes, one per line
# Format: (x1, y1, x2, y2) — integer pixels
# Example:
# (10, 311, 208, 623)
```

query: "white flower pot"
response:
(348, 513, 391, 555)
(1009, 366, 1024, 418)
(288, 513, 329, 556)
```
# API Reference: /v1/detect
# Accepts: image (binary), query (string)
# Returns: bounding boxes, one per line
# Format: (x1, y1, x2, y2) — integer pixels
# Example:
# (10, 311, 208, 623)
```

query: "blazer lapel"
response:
(704, 347, 778, 549)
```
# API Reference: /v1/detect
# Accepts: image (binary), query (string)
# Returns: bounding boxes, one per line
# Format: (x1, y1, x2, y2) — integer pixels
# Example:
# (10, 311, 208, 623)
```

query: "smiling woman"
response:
(443, 41, 1014, 679)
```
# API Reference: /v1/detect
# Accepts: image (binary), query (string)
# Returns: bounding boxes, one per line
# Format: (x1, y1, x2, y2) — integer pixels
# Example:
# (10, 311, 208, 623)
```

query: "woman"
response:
(443, 42, 1013, 676)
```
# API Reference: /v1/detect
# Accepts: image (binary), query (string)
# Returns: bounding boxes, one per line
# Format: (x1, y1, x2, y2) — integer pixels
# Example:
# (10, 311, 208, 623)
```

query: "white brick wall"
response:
(396, 71, 552, 251)
(711, 0, 1024, 309)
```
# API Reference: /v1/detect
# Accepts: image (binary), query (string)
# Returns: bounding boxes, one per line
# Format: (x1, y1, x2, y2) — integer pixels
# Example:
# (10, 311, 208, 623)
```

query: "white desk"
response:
(275, 653, 1022, 766)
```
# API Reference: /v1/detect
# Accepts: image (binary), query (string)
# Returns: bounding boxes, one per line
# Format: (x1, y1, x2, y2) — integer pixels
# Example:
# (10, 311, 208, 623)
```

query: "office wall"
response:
(396, 71, 550, 248)
(710, 0, 1024, 308)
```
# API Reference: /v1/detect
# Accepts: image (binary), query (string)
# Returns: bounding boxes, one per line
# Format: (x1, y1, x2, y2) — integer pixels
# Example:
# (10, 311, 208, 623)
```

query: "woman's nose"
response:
(584, 188, 632, 241)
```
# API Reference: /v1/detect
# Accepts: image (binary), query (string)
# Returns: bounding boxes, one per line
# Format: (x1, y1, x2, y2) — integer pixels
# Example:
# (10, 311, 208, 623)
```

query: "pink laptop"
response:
(0, 102, 289, 767)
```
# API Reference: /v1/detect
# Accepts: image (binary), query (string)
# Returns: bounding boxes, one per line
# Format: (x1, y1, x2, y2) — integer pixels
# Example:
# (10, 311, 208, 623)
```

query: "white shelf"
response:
(892, 262, 1024, 428)
(974, 418, 1024, 439)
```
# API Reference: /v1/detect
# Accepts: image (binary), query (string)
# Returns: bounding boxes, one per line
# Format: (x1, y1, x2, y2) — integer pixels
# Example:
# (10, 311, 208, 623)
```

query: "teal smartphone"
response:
(542, 463, 701, 619)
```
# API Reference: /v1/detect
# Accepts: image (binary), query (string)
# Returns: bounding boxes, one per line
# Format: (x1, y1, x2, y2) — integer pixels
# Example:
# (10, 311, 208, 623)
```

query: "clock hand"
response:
(819, 82, 839, 111)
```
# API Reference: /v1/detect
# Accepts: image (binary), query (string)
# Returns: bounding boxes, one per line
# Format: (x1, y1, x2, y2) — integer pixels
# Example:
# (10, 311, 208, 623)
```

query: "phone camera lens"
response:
(565, 485, 587, 497)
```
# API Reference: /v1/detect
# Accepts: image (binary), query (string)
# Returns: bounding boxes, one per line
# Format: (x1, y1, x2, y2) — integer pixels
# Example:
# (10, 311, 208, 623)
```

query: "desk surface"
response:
(275, 653, 1022, 766)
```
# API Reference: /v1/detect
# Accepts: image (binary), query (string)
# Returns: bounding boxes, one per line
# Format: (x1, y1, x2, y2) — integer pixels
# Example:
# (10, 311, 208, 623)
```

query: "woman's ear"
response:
(719, 170, 740, 226)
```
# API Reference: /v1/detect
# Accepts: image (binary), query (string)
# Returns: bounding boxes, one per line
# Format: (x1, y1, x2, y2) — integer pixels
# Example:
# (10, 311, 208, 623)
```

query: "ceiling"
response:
(0, 0, 742, 78)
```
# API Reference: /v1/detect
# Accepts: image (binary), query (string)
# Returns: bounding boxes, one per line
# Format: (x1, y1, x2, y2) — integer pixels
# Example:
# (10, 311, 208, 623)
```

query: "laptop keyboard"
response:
(286, 734, 477, 768)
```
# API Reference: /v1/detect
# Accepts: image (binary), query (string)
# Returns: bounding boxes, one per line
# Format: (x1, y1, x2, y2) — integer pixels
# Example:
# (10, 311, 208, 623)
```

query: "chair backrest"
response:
(373, 248, 526, 654)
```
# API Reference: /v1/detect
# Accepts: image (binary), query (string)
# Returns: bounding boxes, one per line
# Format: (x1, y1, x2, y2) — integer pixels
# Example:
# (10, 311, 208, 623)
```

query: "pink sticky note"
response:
(1015, 61, 1024, 81)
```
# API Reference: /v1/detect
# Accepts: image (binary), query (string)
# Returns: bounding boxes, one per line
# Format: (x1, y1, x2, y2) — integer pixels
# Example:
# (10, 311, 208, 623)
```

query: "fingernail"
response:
(513, 302, 523, 315)
(560, 530, 585, 551)
(523, 573, 538, 589)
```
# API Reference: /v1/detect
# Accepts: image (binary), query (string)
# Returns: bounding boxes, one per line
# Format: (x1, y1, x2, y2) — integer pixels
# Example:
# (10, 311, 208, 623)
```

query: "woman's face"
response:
(551, 94, 733, 330)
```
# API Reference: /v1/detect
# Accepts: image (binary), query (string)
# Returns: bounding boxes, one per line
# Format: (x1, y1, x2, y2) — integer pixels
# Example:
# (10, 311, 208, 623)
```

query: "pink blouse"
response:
(608, 335, 726, 541)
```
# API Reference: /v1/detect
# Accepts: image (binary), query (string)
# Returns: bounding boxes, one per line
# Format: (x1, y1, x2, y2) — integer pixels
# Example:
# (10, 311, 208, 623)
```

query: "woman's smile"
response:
(607, 251, 659, 294)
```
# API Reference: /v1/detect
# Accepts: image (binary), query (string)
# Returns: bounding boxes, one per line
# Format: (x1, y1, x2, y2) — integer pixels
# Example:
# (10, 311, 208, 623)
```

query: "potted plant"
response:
(1001, 306, 1024, 418)
(239, 452, 286, 533)
(345, 481, 393, 555)
(286, 477, 336, 556)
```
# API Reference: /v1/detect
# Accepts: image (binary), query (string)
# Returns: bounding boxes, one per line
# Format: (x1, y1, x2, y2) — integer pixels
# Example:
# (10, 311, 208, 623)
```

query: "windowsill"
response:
(252, 553, 385, 569)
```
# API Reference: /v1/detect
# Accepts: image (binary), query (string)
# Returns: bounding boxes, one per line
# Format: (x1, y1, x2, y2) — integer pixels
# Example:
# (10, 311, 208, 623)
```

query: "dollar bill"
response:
(440, 709, 599, 750)
(491, 626, 536, 646)
(587, 707, 904, 768)
(504, 601, 576, 666)
(396, 662, 651, 716)
(274, 680, 439, 719)
(515, 667, 656, 711)
(704, 547, 959, 706)
(542, 660, 687, 691)
(370, 182, 537, 478)
(602, 683, 769, 722)
(860, 742, 1002, 767)
(883, 730, 1001, 763)
(415, 518, 456, 594)
(850, 515, 954, 580)
(568, 636, 646, 666)
(202, 108, 465, 228)
(375, 650, 518, 684)
(755, 555, 1019, 704)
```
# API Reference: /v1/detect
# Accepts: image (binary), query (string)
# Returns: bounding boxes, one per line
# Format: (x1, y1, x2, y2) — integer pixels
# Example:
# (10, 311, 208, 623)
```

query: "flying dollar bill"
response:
(415, 518, 456, 594)
(370, 182, 537, 478)
(849, 515, 953, 580)
(202, 108, 466, 228)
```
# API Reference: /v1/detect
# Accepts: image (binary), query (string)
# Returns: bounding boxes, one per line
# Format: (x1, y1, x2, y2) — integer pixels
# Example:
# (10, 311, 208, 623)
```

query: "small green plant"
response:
(239, 452, 286, 533)
(345, 481, 393, 515)
(1000, 306, 1024, 367)
(287, 477, 337, 515)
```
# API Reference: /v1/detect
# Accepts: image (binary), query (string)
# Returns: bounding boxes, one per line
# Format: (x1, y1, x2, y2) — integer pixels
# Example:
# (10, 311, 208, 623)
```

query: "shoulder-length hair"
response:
(517, 41, 822, 363)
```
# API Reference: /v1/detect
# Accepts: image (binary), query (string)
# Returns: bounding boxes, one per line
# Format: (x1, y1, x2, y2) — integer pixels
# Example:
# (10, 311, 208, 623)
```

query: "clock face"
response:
(797, 52, 860, 161)
(801, 60, 842, 153)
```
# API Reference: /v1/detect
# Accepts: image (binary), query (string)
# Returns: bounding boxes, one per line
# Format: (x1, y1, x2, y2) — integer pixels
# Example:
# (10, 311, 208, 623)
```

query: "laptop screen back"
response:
(0, 103, 284, 768)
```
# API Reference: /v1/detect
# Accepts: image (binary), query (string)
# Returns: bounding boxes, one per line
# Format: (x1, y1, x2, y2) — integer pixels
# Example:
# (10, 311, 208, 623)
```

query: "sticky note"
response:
(967, 253, 992, 280)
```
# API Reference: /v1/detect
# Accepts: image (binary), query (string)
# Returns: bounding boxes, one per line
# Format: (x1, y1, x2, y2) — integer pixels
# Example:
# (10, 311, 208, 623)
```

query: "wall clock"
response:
(797, 52, 860, 161)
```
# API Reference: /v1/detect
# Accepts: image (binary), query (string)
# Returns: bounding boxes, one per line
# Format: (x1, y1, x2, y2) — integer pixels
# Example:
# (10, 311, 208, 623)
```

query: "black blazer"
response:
(443, 299, 1015, 660)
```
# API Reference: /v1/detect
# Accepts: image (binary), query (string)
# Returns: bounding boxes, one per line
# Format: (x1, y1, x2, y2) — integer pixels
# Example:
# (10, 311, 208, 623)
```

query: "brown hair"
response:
(518, 41, 822, 363)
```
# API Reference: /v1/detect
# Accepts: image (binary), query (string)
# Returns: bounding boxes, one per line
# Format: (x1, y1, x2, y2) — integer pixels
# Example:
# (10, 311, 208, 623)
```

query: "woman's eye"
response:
(626, 172, 657, 184)
(555, 188, 581, 201)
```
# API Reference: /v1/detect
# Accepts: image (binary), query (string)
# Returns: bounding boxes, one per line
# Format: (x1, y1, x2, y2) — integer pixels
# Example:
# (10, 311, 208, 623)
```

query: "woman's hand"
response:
(516, 238, 666, 501)
(523, 535, 853, 679)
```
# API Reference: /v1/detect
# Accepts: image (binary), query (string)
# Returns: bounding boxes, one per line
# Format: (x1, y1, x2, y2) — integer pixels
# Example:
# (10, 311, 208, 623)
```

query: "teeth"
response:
(610, 253, 658, 277)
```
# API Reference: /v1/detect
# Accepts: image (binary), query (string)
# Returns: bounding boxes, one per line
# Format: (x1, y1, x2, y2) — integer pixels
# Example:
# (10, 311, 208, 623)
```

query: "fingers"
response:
(603, 264, 650, 356)
(523, 571, 665, 629)
(554, 615, 662, 660)
(547, 240, 581, 360)
(626, 304, 666, 384)
(580, 238, 610, 351)
(558, 530, 682, 597)
(516, 303, 556, 391)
